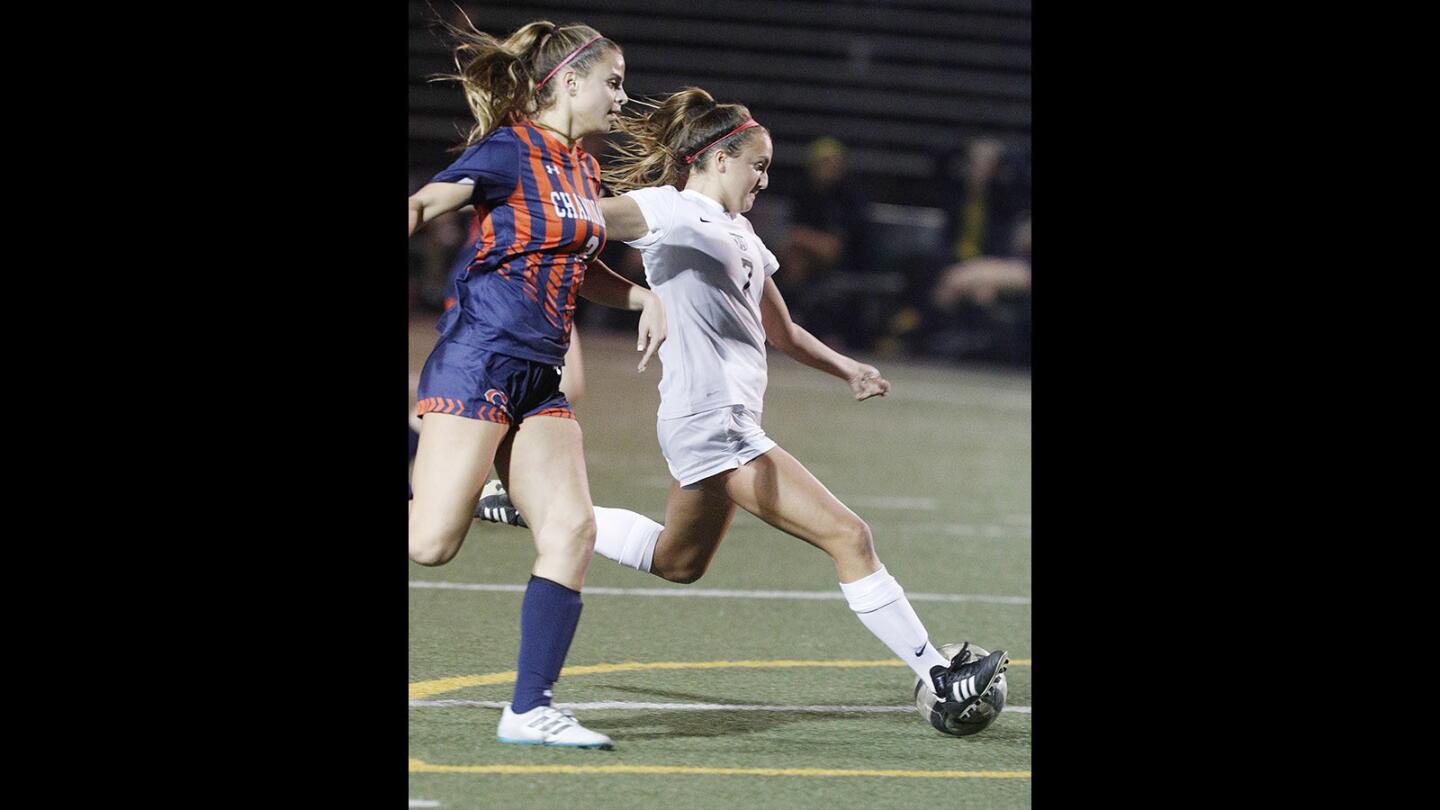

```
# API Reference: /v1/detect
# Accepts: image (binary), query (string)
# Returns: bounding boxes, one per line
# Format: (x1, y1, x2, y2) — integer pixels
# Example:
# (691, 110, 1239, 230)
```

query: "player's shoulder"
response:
(450, 127, 522, 163)
(483, 126, 525, 149)
(626, 183, 681, 198)
(624, 184, 683, 207)
(617, 186, 683, 245)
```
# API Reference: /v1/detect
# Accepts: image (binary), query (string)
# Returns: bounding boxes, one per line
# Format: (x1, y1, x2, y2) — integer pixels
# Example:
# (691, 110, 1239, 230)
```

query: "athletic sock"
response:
(591, 507, 663, 572)
(510, 575, 583, 714)
(839, 565, 951, 680)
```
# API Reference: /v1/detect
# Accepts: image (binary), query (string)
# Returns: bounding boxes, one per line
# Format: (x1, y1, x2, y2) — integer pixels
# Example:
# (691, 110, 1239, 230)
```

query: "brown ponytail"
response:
(605, 87, 766, 193)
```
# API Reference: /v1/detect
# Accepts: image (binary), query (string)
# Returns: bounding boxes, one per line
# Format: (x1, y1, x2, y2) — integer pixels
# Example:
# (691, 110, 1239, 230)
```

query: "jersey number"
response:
(582, 235, 601, 261)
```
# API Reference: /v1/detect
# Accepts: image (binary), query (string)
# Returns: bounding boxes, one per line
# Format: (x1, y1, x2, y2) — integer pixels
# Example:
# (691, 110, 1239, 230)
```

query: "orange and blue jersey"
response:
(431, 121, 606, 366)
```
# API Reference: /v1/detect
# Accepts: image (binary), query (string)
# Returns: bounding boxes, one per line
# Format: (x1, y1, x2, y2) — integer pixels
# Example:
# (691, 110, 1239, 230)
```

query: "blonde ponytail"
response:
(431, 14, 618, 148)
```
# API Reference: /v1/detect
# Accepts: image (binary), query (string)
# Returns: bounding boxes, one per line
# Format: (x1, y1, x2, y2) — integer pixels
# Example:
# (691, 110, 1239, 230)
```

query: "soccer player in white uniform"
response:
(479, 87, 1007, 719)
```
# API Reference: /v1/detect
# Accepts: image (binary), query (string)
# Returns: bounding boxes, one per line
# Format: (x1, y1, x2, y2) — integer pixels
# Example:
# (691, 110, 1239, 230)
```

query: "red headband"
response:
(684, 119, 760, 165)
(534, 34, 604, 90)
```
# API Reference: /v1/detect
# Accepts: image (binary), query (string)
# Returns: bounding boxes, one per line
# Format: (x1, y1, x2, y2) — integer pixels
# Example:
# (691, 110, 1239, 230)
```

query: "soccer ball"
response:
(913, 642, 1008, 737)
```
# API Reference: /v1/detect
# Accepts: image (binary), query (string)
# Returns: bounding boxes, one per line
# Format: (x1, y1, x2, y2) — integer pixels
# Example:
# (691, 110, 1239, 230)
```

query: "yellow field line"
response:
(409, 758, 1030, 779)
(411, 658, 1031, 699)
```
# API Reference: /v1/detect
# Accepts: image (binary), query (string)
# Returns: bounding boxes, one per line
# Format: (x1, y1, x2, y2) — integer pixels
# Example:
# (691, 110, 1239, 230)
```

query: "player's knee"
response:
(664, 558, 710, 584)
(408, 522, 462, 567)
(831, 518, 876, 564)
(654, 542, 713, 583)
(533, 511, 597, 556)
(409, 536, 458, 567)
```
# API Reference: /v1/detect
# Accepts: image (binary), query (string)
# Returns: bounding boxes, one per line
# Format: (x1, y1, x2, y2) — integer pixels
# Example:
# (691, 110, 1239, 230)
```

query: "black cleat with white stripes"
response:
(474, 480, 529, 528)
(928, 643, 1009, 721)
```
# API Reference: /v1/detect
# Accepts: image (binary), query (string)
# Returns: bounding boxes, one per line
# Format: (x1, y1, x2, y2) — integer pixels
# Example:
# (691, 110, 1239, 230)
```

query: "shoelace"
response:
(946, 642, 973, 677)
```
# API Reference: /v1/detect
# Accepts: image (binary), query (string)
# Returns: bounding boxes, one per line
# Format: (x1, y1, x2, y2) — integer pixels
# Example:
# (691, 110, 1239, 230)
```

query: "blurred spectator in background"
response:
(927, 138, 1031, 363)
(945, 137, 1029, 263)
(880, 137, 1032, 364)
(933, 214, 1030, 311)
(784, 137, 873, 283)
(779, 137, 874, 347)
(409, 209, 467, 312)
(442, 209, 481, 311)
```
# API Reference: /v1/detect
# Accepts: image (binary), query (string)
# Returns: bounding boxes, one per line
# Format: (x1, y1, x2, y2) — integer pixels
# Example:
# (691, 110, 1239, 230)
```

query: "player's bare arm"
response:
(579, 258, 667, 371)
(760, 277, 888, 400)
(408, 182, 475, 237)
(597, 196, 648, 242)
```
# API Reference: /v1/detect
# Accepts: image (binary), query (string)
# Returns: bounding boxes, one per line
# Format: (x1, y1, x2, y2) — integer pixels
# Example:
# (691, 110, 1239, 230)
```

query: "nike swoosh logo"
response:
(699, 217, 712, 223)
(913, 642, 927, 657)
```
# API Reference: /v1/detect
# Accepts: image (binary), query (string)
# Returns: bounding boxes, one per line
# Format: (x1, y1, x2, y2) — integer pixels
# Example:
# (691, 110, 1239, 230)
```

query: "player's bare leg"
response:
(503, 415, 596, 591)
(495, 413, 610, 749)
(645, 478, 739, 583)
(553, 449, 868, 583)
(719, 445, 880, 582)
(472, 332, 585, 528)
(408, 413, 510, 566)
(722, 445, 953, 681)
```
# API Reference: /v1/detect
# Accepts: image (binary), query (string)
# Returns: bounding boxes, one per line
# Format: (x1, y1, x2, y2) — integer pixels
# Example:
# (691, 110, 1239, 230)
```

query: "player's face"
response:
(723, 131, 772, 214)
(570, 50, 628, 137)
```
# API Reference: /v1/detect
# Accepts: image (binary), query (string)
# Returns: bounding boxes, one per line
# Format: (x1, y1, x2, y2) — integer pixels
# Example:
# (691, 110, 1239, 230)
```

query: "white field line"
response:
(408, 801, 441, 808)
(409, 581, 1031, 605)
(409, 700, 1031, 714)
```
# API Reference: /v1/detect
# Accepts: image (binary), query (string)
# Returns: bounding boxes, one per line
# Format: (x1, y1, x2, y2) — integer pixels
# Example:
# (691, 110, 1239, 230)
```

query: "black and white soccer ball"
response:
(913, 642, 1008, 737)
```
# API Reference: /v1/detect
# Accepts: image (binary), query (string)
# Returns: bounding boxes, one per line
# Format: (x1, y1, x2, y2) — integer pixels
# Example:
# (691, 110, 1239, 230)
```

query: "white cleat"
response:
(496, 703, 614, 750)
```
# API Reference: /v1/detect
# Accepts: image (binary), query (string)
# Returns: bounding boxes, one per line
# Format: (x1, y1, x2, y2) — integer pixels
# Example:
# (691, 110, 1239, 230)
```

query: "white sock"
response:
(839, 565, 951, 680)
(592, 507, 663, 573)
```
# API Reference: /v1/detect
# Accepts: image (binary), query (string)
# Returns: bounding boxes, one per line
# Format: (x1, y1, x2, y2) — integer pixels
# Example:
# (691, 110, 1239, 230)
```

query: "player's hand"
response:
(849, 364, 889, 401)
(637, 291, 667, 372)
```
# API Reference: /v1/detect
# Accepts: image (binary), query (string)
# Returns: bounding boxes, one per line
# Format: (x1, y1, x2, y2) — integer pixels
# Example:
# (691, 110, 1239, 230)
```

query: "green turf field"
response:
(409, 321, 1031, 808)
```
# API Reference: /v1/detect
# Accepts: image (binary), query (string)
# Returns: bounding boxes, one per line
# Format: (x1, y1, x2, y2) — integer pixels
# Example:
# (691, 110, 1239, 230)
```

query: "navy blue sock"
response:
(510, 575, 583, 714)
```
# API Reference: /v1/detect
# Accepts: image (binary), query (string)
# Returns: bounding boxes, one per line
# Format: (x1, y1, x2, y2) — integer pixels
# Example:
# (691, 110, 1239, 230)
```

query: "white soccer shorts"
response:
(656, 404, 778, 489)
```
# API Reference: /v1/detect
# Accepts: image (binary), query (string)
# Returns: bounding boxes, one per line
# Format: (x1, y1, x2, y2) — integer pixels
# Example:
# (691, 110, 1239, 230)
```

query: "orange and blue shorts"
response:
(416, 340, 574, 426)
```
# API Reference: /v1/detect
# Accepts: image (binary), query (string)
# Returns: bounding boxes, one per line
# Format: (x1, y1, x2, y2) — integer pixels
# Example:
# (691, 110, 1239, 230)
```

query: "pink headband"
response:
(684, 119, 760, 165)
(534, 34, 604, 90)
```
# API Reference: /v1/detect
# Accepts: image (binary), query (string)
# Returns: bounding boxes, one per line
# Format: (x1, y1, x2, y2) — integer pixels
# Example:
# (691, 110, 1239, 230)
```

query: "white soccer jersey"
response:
(624, 186, 780, 418)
